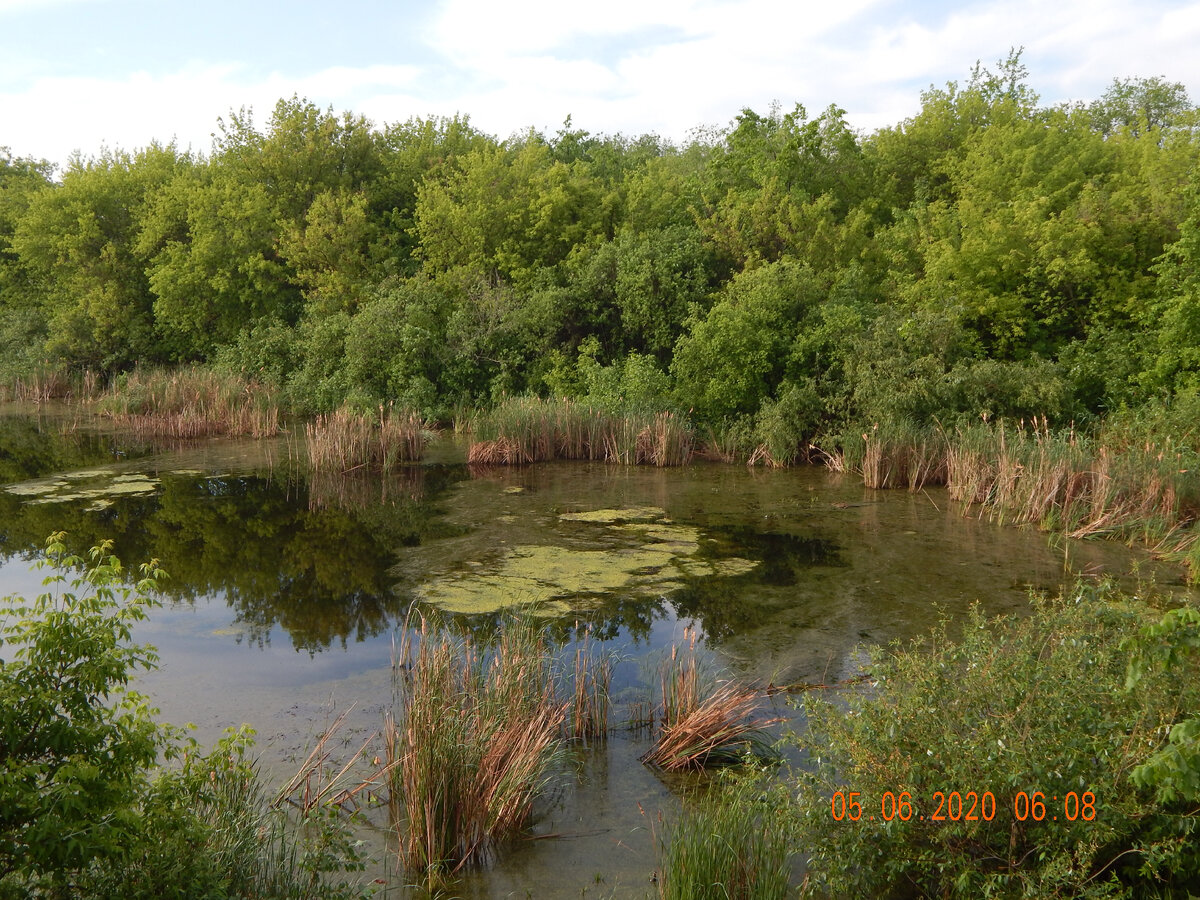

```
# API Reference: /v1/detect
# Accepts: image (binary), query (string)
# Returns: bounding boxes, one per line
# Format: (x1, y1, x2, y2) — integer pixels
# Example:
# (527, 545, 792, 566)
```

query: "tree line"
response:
(1, 52, 1198, 450)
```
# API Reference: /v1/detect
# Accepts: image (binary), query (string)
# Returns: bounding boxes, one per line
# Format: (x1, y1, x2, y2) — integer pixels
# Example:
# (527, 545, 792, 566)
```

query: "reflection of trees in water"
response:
(306, 467, 429, 512)
(669, 529, 844, 642)
(0, 467, 465, 652)
(0, 415, 149, 484)
(433, 596, 664, 646)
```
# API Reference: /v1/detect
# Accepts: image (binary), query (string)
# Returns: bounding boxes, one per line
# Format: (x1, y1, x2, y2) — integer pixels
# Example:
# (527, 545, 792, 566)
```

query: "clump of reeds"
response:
(98, 366, 280, 439)
(305, 405, 426, 473)
(654, 776, 794, 900)
(385, 615, 567, 888)
(641, 682, 780, 771)
(467, 397, 693, 467)
(859, 421, 948, 490)
(641, 628, 780, 772)
(569, 623, 613, 743)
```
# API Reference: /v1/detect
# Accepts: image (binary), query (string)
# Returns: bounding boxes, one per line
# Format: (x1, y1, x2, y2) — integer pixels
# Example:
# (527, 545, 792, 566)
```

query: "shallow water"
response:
(0, 409, 1191, 897)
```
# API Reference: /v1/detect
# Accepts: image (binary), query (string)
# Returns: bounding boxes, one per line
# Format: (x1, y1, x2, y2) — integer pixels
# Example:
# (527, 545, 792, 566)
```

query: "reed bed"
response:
(385, 615, 567, 888)
(824, 418, 1200, 580)
(98, 367, 280, 439)
(304, 405, 426, 473)
(467, 397, 692, 466)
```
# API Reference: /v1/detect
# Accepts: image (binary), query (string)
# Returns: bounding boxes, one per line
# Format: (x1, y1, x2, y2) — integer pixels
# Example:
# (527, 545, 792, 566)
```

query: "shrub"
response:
(0, 534, 369, 898)
(791, 583, 1200, 898)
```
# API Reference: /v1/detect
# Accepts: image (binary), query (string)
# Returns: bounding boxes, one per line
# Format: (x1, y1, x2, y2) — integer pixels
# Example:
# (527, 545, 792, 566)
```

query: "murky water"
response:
(0, 409, 1191, 897)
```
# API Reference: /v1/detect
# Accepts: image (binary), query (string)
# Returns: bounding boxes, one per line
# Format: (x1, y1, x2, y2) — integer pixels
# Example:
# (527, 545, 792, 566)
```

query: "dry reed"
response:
(642, 627, 780, 771)
(569, 624, 613, 743)
(822, 418, 1200, 581)
(467, 397, 693, 467)
(385, 615, 567, 888)
(305, 405, 426, 472)
(98, 367, 280, 439)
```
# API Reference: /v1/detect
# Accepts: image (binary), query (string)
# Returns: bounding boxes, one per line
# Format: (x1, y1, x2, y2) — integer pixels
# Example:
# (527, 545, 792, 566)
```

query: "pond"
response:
(0, 407, 1191, 897)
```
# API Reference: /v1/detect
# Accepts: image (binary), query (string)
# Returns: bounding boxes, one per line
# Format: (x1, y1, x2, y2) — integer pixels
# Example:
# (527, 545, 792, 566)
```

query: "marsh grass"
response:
(385, 614, 567, 889)
(98, 366, 280, 439)
(642, 628, 780, 771)
(305, 405, 426, 472)
(569, 624, 613, 744)
(824, 418, 1200, 580)
(654, 776, 794, 900)
(467, 397, 692, 466)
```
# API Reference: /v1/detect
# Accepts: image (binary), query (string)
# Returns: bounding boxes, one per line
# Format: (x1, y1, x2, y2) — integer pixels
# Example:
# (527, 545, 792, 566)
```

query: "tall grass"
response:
(384, 615, 567, 889)
(97, 366, 280, 439)
(655, 776, 794, 900)
(569, 623, 613, 743)
(821, 418, 1200, 580)
(304, 405, 426, 472)
(641, 628, 780, 771)
(467, 397, 692, 466)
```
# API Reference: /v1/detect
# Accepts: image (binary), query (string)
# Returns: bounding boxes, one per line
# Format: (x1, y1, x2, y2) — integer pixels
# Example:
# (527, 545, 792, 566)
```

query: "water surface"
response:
(0, 410, 1189, 897)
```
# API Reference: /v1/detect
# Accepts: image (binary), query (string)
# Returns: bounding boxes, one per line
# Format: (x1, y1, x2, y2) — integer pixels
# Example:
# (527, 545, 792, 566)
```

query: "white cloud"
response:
(2, 0, 1198, 165)
(0, 61, 424, 164)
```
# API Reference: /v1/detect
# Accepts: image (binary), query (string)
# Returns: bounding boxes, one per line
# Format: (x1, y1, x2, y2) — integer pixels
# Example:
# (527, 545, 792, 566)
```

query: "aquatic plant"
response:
(385, 614, 567, 888)
(97, 366, 280, 439)
(655, 774, 795, 900)
(569, 623, 614, 743)
(822, 418, 1200, 582)
(304, 404, 426, 472)
(467, 397, 693, 466)
(642, 628, 780, 771)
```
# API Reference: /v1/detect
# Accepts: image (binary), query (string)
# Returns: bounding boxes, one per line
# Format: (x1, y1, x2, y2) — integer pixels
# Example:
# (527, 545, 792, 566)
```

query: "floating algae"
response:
(3, 467, 160, 506)
(414, 506, 760, 616)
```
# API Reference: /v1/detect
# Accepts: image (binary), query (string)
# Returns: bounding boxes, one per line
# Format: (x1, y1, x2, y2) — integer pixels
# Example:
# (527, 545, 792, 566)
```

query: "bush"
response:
(0, 534, 369, 898)
(791, 583, 1200, 898)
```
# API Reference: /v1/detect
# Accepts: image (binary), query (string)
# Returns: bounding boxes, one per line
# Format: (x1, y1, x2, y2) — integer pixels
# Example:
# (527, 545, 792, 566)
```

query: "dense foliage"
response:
(791, 584, 1200, 898)
(0, 535, 369, 898)
(1, 53, 1197, 454)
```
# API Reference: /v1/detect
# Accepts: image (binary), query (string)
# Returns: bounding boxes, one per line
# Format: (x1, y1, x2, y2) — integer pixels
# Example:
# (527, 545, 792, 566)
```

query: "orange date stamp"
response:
(830, 789, 1097, 824)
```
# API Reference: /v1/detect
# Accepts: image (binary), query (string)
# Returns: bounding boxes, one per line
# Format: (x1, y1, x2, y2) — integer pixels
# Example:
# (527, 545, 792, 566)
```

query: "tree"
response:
(1089, 76, 1193, 136)
(13, 144, 186, 370)
(0, 535, 167, 887)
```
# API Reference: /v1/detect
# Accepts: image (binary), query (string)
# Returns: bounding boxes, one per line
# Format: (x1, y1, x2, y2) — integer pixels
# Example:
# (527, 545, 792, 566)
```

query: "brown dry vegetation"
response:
(467, 398, 692, 466)
(97, 367, 280, 439)
(304, 405, 426, 472)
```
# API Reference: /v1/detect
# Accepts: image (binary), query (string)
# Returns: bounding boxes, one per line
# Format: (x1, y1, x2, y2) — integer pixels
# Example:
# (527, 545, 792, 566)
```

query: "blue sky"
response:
(3, 0, 1199, 168)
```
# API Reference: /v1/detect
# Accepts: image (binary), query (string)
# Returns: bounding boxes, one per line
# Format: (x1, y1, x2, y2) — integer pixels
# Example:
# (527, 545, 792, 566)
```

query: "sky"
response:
(2, 0, 1199, 168)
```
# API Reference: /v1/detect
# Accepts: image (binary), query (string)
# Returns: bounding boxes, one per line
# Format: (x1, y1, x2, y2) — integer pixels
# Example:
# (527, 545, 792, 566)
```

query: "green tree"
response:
(0, 535, 167, 888)
(13, 145, 186, 370)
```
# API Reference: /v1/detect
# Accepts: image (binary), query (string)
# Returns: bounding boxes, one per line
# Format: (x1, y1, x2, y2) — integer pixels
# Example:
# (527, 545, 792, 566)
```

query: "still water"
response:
(0, 409, 1190, 896)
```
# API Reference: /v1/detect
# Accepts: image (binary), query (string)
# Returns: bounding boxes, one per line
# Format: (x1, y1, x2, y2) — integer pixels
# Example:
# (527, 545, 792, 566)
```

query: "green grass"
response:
(655, 775, 795, 900)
